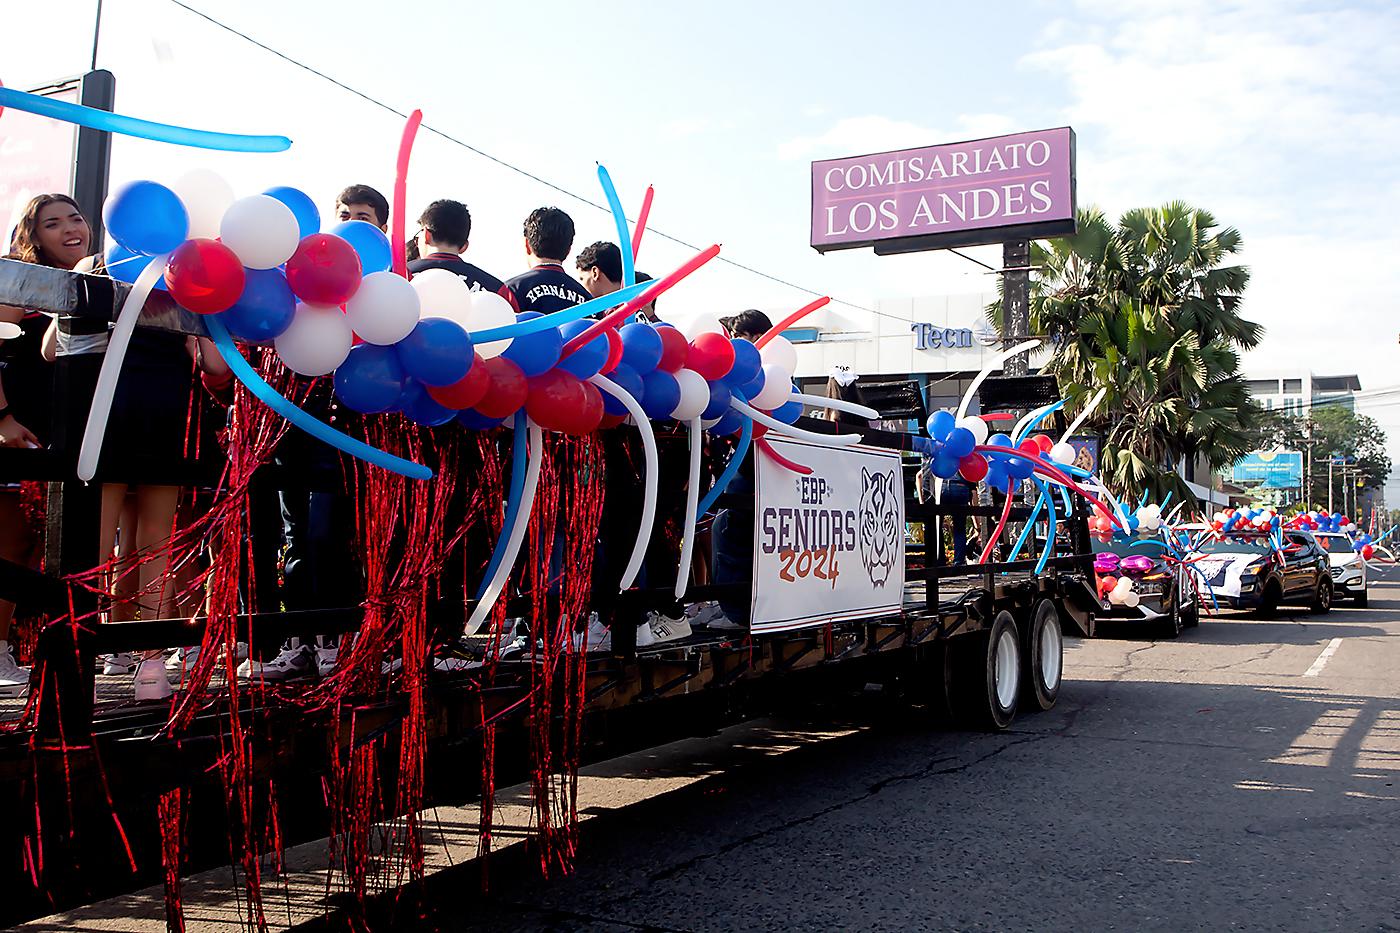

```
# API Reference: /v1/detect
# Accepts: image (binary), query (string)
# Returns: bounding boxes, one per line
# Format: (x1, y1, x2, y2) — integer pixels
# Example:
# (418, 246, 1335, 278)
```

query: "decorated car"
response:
(1312, 531, 1369, 606)
(1188, 529, 1333, 616)
(1092, 536, 1200, 636)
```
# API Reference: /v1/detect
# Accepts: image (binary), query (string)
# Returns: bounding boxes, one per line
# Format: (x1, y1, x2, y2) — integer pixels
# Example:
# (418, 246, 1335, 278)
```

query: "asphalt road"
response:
(432, 573, 1400, 932)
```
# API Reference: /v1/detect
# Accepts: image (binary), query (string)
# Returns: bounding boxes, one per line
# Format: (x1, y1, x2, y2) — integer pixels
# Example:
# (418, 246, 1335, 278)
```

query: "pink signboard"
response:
(810, 126, 1076, 253)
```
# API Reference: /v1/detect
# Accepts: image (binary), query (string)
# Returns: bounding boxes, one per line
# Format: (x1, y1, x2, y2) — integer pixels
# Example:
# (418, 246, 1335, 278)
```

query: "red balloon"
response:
(526, 369, 590, 433)
(598, 412, 627, 430)
(958, 453, 989, 482)
(569, 381, 605, 434)
(1017, 438, 1040, 457)
(656, 326, 689, 373)
(753, 422, 769, 439)
(1363, 544, 1375, 559)
(285, 233, 362, 306)
(1033, 433, 1054, 453)
(166, 238, 245, 314)
(688, 332, 735, 380)
(601, 329, 624, 374)
(426, 353, 489, 410)
(475, 356, 528, 419)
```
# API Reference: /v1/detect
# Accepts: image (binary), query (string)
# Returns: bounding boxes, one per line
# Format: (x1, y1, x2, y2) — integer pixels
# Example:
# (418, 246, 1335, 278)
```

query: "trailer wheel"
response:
(1022, 600, 1062, 712)
(952, 611, 1020, 731)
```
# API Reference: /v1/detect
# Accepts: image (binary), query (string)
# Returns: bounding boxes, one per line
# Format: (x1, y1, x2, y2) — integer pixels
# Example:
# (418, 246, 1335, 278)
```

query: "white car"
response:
(1313, 531, 1368, 606)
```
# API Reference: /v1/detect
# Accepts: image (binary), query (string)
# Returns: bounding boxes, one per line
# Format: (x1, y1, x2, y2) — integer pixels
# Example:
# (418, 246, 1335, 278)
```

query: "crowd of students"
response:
(0, 184, 767, 700)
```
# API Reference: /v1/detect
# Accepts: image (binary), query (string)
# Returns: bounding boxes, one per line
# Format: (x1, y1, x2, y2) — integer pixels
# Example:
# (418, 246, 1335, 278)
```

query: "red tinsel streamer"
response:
(158, 788, 185, 933)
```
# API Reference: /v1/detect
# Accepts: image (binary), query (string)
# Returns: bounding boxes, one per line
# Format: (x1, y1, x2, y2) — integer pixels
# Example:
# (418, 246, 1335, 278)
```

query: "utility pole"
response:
(1003, 239, 1030, 376)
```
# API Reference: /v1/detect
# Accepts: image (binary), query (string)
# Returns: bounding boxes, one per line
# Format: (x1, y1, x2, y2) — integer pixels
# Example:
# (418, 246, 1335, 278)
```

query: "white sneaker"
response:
(571, 613, 612, 653)
(433, 656, 483, 673)
(103, 652, 137, 675)
(237, 643, 313, 682)
(134, 658, 173, 701)
(0, 643, 30, 698)
(638, 611, 692, 648)
(315, 645, 338, 678)
(686, 601, 724, 627)
(703, 611, 747, 632)
(166, 646, 200, 674)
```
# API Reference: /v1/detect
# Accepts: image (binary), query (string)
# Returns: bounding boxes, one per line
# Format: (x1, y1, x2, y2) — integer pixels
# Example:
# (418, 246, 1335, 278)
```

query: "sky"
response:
(4, 0, 1399, 500)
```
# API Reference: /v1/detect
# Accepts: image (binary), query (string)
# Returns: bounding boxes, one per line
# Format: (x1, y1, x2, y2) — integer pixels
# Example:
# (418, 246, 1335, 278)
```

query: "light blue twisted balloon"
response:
(598, 163, 636, 288)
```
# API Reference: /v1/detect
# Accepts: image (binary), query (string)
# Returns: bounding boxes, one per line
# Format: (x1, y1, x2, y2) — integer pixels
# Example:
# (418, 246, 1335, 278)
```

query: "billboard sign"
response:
(1232, 450, 1303, 489)
(810, 127, 1077, 254)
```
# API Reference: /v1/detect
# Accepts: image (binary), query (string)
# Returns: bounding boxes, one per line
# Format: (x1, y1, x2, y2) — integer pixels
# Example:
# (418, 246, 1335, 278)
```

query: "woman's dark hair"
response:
(719, 309, 773, 341)
(523, 206, 575, 260)
(575, 241, 623, 283)
(417, 199, 472, 248)
(6, 194, 85, 268)
(336, 184, 390, 227)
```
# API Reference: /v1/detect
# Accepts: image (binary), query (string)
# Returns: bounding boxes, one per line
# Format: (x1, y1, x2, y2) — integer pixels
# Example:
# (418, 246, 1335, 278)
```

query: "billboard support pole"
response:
(1002, 239, 1030, 376)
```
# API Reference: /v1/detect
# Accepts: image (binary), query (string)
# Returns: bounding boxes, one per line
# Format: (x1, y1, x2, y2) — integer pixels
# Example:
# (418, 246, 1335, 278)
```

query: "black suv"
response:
(1190, 530, 1332, 617)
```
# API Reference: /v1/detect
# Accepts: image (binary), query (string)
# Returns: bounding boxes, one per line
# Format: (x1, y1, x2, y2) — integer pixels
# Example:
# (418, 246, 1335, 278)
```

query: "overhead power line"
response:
(164, 0, 971, 324)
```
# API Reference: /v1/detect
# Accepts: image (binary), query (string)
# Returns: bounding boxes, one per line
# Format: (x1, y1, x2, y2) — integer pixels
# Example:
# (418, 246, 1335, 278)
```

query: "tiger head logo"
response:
(859, 466, 901, 587)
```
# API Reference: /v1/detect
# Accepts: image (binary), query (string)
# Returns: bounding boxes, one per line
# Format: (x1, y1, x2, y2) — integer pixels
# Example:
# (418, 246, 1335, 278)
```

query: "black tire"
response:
(1021, 600, 1063, 712)
(1256, 579, 1282, 618)
(1161, 596, 1184, 639)
(950, 610, 1021, 731)
(1355, 590, 1368, 608)
(1181, 593, 1200, 628)
(1310, 576, 1333, 614)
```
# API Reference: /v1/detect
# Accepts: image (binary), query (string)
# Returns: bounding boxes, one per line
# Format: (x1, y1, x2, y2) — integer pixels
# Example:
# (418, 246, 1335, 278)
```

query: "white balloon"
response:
(468, 290, 517, 359)
(1123, 591, 1141, 608)
(751, 364, 793, 410)
(412, 268, 474, 326)
(759, 334, 798, 374)
(1114, 577, 1133, 593)
(1050, 442, 1076, 465)
(220, 195, 300, 270)
(1107, 589, 1125, 605)
(171, 168, 234, 240)
(701, 416, 721, 430)
(671, 368, 710, 420)
(681, 314, 724, 340)
(275, 304, 353, 376)
(957, 415, 989, 445)
(346, 271, 420, 345)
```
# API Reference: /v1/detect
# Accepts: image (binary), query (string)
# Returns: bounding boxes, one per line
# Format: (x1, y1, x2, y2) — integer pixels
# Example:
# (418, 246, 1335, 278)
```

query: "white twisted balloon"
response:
(786, 391, 880, 420)
(1061, 386, 1107, 441)
(730, 398, 862, 446)
(939, 337, 1041, 503)
(465, 420, 544, 635)
(78, 255, 169, 481)
(590, 374, 658, 591)
(674, 417, 703, 600)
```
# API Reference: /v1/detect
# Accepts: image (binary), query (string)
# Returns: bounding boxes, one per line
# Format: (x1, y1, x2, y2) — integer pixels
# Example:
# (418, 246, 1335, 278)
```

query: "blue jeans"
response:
(712, 507, 752, 625)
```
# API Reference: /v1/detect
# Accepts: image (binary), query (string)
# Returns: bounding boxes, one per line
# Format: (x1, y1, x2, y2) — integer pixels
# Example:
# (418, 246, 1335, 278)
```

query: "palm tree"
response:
(989, 203, 1263, 503)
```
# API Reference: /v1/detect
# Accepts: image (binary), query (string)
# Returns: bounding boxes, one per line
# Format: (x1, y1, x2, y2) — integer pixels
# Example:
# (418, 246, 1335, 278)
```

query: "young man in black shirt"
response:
(575, 240, 623, 300)
(505, 207, 593, 313)
(407, 200, 518, 308)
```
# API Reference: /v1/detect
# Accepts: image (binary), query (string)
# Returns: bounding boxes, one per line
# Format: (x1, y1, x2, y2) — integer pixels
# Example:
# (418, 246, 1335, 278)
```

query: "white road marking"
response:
(1303, 638, 1344, 677)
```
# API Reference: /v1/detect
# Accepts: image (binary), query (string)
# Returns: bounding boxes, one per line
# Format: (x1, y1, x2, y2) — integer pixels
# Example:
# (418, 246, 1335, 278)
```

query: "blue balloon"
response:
(985, 463, 1010, 491)
(502, 311, 563, 377)
(987, 432, 1013, 449)
(557, 319, 608, 379)
(104, 243, 169, 291)
(931, 451, 962, 479)
(221, 267, 296, 342)
(330, 220, 392, 275)
(703, 380, 732, 420)
(619, 322, 663, 374)
(725, 338, 762, 387)
(1006, 453, 1036, 480)
(737, 372, 765, 401)
(398, 381, 456, 426)
(395, 318, 474, 387)
(103, 180, 188, 255)
(604, 363, 642, 416)
(204, 317, 431, 480)
(0, 84, 290, 152)
(334, 344, 407, 414)
(264, 186, 320, 238)
(710, 409, 745, 436)
(458, 408, 506, 430)
(944, 426, 976, 459)
(772, 400, 802, 424)
(640, 370, 681, 419)
(927, 409, 956, 441)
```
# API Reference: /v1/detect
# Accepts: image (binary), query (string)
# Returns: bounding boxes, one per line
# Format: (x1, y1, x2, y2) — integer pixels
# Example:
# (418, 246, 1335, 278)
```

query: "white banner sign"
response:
(751, 437, 906, 633)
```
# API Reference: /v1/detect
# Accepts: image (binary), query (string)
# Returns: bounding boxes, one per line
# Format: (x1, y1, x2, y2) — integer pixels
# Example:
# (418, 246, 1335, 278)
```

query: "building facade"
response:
(1243, 370, 1361, 415)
